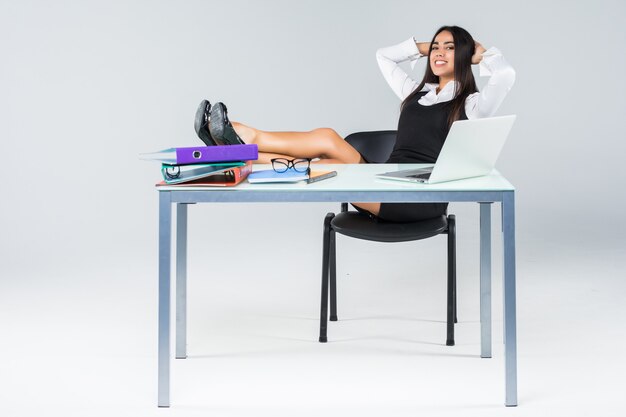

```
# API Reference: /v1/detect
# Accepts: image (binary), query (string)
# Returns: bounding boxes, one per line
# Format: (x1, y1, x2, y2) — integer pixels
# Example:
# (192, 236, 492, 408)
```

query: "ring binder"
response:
(164, 166, 181, 179)
(160, 162, 245, 184)
(156, 161, 253, 187)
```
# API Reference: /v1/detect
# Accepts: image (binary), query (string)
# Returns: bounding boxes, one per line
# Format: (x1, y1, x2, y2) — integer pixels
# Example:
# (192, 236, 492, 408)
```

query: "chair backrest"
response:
(344, 131, 396, 164)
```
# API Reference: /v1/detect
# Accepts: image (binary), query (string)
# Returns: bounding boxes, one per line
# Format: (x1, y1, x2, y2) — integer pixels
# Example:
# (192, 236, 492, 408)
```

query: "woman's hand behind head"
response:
(471, 42, 486, 64)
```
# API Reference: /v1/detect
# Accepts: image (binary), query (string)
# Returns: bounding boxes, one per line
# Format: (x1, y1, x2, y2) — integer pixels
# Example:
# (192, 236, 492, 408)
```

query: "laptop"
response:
(377, 115, 516, 184)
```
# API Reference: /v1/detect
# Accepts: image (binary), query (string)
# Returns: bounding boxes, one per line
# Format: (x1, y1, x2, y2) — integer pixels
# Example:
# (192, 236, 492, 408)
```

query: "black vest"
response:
(387, 91, 468, 164)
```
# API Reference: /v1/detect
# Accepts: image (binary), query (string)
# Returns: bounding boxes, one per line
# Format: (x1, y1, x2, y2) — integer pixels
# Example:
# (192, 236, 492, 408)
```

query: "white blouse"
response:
(375, 37, 516, 119)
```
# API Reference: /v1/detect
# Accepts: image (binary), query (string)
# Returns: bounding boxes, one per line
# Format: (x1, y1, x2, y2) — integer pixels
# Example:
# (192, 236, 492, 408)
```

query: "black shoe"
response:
(194, 99, 217, 146)
(209, 102, 245, 146)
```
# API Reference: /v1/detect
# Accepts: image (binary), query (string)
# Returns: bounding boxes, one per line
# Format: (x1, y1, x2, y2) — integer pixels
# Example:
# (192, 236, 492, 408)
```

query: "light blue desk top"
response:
(156, 163, 515, 193)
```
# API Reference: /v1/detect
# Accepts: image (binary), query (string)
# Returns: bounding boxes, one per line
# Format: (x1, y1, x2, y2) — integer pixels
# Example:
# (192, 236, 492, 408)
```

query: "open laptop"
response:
(377, 115, 516, 184)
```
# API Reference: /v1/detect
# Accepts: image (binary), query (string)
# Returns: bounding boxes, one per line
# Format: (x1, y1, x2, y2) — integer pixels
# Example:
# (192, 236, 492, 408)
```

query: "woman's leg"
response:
(352, 202, 381, 216)
(257, 151, 297, 164)
(373, 203, 448, 222)
(352, 203, 448, 221)
(232, 122, 364, 164)
(231, 121, 373, 210)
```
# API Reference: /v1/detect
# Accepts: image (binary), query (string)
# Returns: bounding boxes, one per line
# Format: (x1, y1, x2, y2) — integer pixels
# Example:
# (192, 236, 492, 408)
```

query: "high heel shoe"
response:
(194, 99, 217, 146)
(209, 102, 245, 146)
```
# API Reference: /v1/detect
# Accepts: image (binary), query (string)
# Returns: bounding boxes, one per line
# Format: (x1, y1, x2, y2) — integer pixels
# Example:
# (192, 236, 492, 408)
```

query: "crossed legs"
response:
(231, 121, 381, 215)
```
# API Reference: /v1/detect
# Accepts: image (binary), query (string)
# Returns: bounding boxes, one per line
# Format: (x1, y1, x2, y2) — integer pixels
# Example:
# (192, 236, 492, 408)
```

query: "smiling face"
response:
(429, 30, 455, 79)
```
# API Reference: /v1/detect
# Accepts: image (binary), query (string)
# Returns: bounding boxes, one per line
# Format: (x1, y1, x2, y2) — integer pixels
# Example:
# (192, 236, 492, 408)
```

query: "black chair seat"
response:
(331, 212, 448, 243)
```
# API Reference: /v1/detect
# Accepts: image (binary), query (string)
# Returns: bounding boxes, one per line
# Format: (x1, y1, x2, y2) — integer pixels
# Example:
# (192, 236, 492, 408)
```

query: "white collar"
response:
(421, 81, 459, 103)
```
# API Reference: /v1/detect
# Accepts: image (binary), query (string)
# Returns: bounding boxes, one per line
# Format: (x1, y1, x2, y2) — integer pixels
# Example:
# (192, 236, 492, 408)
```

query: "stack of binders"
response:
(140, 144, 258, 186)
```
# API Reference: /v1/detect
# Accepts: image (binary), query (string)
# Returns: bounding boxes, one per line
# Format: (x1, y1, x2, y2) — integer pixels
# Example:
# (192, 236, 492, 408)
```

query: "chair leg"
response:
(451, 216, 458, 324)
(319, 213, 334, 343)
(329, 229, 338, 321)
(446, 215, 457, 346)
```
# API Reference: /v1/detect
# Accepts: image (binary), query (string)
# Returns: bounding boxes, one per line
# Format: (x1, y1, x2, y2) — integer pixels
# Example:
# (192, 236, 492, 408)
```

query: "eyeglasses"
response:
(271, 158, 311, 173)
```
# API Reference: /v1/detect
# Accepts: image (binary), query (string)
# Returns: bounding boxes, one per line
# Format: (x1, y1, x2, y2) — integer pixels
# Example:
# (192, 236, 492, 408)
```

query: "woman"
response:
(194, 25, 515, 222)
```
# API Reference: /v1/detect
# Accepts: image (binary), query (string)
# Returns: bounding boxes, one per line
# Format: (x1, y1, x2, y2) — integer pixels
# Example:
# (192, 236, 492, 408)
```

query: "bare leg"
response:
(232, 121, 374, 213)
(352, 202, 381, 216)
(232, 122, 364, 164)
(257, 151, 296, 164)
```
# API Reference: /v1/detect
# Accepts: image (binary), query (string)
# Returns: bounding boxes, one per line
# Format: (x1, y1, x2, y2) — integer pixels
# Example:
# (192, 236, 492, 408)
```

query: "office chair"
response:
(319, 131, 458, 346)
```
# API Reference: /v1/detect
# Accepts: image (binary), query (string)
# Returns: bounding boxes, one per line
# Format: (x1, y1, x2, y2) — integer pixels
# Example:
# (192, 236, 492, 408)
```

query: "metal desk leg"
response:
(158, 191, 172, 407)
(480, 203, 492, 359)
(176, 203, 188, 359)
(502, 191, 518, 406)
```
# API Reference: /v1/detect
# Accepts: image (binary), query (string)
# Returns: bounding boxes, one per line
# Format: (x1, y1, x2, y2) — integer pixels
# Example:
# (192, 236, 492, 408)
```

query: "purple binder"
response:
(140, 144, 258, 165)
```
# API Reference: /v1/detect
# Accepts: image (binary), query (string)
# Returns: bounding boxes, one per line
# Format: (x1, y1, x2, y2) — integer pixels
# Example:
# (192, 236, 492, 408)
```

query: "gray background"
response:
(1, 0, 625, 415)
(1, 0, 625, 274)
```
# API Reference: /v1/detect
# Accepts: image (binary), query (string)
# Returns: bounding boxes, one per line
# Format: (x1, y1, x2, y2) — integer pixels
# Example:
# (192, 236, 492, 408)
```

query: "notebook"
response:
(247, 168, 309, 183)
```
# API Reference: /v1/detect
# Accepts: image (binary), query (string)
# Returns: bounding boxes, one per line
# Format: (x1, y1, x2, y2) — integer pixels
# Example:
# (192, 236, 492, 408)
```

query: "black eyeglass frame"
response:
(270, 158, 312, 173)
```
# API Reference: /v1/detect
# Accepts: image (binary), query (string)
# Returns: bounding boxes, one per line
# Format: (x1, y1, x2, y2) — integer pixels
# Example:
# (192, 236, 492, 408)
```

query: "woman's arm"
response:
(465, 43, 516, 119)
(471, 42, 487, 64)
(416, 41, 431, 56)
(376, 37, 427, 100)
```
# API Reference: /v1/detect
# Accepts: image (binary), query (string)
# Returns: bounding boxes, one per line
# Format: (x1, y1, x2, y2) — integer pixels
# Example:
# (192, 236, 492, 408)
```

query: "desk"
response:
(156, 163, 518, 407)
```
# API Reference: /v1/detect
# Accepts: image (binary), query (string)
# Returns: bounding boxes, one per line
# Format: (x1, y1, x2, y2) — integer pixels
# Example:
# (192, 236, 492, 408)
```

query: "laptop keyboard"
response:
(407, 172, 431, 180)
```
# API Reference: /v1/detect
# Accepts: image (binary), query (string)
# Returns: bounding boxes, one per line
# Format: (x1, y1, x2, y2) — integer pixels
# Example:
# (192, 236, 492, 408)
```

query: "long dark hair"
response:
(401, 25, 478, 128)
